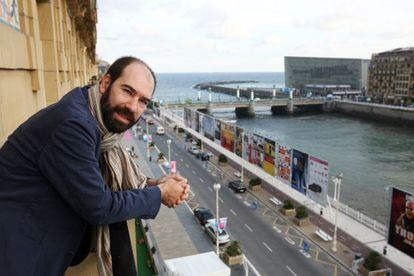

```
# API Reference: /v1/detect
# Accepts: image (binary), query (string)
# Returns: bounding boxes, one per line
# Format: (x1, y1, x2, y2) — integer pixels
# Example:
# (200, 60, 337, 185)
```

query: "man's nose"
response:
(126, 97, 140, 114)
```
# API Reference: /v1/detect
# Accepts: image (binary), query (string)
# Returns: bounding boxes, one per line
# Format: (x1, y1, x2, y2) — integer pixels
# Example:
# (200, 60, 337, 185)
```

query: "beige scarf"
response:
(88, 84, 147, 276)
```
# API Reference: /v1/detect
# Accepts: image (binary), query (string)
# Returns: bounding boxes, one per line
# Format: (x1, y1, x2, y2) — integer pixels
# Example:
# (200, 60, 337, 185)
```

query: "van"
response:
(156, 126, 165, 135)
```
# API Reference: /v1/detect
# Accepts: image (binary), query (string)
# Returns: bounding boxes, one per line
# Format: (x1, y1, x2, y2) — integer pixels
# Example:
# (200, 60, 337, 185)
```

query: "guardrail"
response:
(338, 99, 414, 112)
(163, 97, 326, 106)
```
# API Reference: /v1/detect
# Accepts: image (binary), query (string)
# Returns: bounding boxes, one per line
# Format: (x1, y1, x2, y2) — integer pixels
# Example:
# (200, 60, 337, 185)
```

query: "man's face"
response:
(99, 62, 155, 133)
(406, 201, 414, 220)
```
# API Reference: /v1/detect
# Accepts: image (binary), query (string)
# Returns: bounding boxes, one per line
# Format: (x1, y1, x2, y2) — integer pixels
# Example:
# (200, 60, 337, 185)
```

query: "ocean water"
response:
(155, 72, 414, 224)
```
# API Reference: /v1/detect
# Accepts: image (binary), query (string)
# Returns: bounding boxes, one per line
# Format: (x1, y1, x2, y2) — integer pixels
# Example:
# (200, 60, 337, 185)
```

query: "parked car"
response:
(228, 180, 246, 193)
(204, 221, 230, 245)
(188, 146, 201, 155)
(196, 152, 210, 161)
(193, 207, 214, 226)
(156, 126, 165, 135)
(147, 118, 154, 125)
(233, 171, 241, 178)
(205, 152, 214, 158)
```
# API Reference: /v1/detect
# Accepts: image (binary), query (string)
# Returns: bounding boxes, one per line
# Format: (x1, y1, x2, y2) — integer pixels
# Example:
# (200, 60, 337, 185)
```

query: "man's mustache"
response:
(114, 106, 135, 121)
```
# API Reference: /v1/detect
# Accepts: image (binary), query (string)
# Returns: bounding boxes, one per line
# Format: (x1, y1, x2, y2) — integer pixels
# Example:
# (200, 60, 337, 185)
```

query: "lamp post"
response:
(241, 132, 244, 182)
(146, 119, 150, 160)
(332, 173, 343, 253)
(213, 183, 221, 255)
(167, 139, 172, 165)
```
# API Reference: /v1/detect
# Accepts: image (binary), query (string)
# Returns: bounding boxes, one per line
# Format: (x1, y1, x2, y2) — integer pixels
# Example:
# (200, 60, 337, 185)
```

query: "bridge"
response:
(163, 97, 328, 117)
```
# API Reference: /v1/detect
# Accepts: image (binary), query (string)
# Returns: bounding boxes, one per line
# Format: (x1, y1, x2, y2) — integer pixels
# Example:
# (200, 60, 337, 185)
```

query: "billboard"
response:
(388, 188, 414, 257)
(291, 149, 308, 195)
(184, 108, 192, 128)
(214, 119, 221, 145)
(307, 156, 329, 206)
(220, 122, 235, 152)
(202, 115, 215, 141)
(263, 138, 276, 176)
(246, 133, 265, 168)
(277, 145, 291, 183)
(192, 111, 200, 132)
(234, 127, 244, 157)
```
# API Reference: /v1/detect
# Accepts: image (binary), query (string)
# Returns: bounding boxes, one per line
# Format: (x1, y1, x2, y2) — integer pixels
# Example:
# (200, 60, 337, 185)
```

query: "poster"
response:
(247, 133, 264, 168)
(214, 119, 221, 145)
(192, 111, 200, 132)
(277, 144, 291, 182)
(0, 0, 20, 30)
(234, 126, 244, 157)
(220, 122, 235, 152)
(184, 108, 192, 128)
(202, 115, 215, 141)
(307, 156, 329, 206)
(291, 149, 308, 195)
(263, 138, 276, 176)
(388, 188, 414, 257)
(198, 113, 204, 135)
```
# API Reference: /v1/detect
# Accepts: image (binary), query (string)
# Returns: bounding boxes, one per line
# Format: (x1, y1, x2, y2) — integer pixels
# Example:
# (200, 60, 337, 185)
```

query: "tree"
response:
(363, 251, 381, 271)
(295, 205, 308, 219)
(218, 154, 227, 163)
(249, 178, 262, 186)
(225, 241, 242, 257)
(282, 199, 294, 210)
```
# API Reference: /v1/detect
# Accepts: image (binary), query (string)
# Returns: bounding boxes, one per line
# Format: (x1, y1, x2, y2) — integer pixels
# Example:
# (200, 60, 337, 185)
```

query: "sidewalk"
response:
(156, 108, 412, 275)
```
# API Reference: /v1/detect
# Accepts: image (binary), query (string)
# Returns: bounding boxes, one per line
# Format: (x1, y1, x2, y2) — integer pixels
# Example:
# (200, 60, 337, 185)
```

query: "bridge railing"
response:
(163, 97, 326, 106)
(338, 99, 414, 111)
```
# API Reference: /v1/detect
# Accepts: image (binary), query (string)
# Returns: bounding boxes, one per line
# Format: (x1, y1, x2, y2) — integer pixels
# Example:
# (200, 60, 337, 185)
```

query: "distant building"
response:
(284, 56, 370, 95)
(98, 59, 110, 79)
(368, 47, 414, 105)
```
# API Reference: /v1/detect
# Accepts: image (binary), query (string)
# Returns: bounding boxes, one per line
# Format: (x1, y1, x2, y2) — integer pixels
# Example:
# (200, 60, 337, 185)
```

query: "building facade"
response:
(284, 56, 370, 94)
(368, 47, 414, 105)
(0, 0, 97, 145)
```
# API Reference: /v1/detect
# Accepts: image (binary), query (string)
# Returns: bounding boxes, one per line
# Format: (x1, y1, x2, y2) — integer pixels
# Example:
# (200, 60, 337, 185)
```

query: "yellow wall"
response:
(0, 0, 97, 145)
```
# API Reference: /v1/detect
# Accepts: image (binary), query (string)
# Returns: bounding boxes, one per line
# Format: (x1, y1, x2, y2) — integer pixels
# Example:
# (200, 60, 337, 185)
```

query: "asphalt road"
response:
(146, 122, 350, 276)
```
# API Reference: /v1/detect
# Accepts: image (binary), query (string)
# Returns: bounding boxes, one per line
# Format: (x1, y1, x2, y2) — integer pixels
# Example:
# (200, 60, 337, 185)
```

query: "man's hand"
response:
(158, 176, 189, 208)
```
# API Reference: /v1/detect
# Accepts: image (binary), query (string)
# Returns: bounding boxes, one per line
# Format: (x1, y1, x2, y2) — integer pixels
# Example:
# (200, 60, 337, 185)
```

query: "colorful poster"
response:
(0, 0, 20, 30)
(192, 111, 200, 132)
(263, 138, 276, 176)
(277, 144, 291, 182)
(291, 149, 308, 195)
(214, 119, 221, 145)
(234, 127, 244, 157)
(308, 156, 329, 206)
(247, 134, 265, 168)
(202, 115, 215, 141)
(184, 108, 192, 128)
(388, 188, 414, 257)
(220, 122, 235, 152)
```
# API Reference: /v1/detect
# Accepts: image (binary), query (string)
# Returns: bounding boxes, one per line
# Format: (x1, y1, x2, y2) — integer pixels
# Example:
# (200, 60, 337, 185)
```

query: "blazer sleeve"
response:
(38, 118, 161, 226)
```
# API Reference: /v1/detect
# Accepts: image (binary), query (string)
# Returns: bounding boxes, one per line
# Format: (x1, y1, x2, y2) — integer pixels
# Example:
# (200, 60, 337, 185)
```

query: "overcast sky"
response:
(96, 0, 413, 73)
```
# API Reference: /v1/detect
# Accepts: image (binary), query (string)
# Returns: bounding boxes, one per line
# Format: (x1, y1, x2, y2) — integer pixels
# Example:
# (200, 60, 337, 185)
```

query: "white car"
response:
(156, 126, 165, 135)
(188, 146, 200, 155)
(234, 171, 241, 178)
(204, 221, 230, 245)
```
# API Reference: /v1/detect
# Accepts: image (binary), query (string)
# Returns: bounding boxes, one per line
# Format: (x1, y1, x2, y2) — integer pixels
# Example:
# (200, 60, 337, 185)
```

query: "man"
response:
(0, 56, 189, 275)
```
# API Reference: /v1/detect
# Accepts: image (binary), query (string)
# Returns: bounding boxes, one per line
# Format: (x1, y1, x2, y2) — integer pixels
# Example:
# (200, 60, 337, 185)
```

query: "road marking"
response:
(230, 209, 237, 216)
(244, 256, 263, 276)
(236, 195, 243, 200)
(244, 224, 253, 232)
(286, 265, 297, 276)
(192, 170, 196, 174)
(299, 249, 311, 258)
(185, 163, 189, 168)
(180, 158, 184, 162)
(218, 197, 224, 203)
(262, 242, 273, 253)
(243, 201, 250, 206)
(208, 187, 213, 192)
(211, 173, 216, 177)
(285, 236, 295, 245)
(199, 178, 204, 183)
(351, 245, 359, 250)
(273, 226, 282, 233)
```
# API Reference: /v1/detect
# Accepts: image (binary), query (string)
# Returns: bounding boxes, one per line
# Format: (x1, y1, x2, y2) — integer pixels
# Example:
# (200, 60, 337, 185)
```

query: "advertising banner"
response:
(234, 127, 244, 157)
(247, 133, 264, 168)
(277, 145, 291, 183)
(198, 113, 204, 135)
(214, 119, 221, 145)
(0, 0, 20, 30)
(202, 115, 215, 141)
(220, 122, 235, 152)
(263, 138, 276, 176)
(192, 111, 200, 132)
(307, 156, 329, 206)
(184, 108, 192, 128)
(291, 149, 308, 195)
(388, 188, 414, 257)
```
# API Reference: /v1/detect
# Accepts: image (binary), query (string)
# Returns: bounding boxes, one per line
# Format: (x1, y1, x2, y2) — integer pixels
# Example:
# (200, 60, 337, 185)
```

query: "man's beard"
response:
(100, 87, 137, 133)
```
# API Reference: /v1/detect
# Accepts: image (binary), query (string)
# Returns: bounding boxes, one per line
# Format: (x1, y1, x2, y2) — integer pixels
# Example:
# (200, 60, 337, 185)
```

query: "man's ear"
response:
(99, 74, 111, 95)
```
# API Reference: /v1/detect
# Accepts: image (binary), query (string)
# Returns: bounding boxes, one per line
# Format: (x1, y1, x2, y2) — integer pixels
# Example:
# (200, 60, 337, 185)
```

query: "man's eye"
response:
(123, 89, 133, 95)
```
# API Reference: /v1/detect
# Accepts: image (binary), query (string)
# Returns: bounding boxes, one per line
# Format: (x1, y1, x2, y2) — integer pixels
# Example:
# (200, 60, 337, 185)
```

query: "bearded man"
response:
(0, 56, 189, 275)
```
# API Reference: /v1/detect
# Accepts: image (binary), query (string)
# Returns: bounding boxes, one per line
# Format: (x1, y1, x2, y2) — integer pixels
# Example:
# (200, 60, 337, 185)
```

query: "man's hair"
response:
(105, 56, 157, 94)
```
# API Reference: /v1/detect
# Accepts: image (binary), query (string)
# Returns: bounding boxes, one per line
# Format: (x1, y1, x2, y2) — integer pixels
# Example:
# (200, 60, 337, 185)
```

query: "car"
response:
(228, 180, 246, 193)
(205, 151, 214, 158)
(204, 221, 230, 245)
(193, 207, 214, 226)
(156, 126, 165, 135)
(196, 152, 210, 161)
(188, 146, 200, 155)
(233, 171, 241, 178)
(147, 119, 154, 125)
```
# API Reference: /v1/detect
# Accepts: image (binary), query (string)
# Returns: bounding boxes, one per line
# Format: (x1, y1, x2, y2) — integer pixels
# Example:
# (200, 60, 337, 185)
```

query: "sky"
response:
(97, 0, 414, 73)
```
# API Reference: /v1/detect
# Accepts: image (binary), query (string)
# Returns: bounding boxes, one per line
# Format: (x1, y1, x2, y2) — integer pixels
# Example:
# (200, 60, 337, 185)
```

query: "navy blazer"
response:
(0, 87, 161, 275)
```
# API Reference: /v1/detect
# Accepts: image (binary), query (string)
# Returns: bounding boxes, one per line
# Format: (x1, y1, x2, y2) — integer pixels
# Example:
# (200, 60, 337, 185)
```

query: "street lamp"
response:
(146, 119, 150, 160)
(332, 173, 343, 253)
(167, 139, 172, 164)
(241, 132, 244, 182)
(213, 183, 221, 255)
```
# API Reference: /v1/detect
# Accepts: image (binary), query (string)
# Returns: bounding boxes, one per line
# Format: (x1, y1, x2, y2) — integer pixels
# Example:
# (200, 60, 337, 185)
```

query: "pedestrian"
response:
(320, 208, 324, 216)
(0, 56, 189, 276)
(383, 245, 387, 255)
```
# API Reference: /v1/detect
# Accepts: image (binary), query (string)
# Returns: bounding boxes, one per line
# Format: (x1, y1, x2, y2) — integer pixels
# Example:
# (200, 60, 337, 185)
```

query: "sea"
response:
(154, 72, 414, 224)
